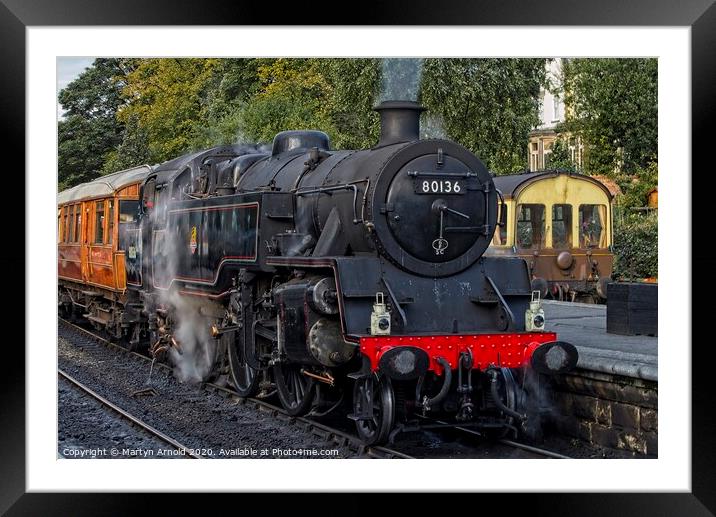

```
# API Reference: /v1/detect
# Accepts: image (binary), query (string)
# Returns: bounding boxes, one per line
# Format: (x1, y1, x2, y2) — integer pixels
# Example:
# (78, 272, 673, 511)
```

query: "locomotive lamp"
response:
(370, 292, 391, 335)
(525, 290, 546, 332)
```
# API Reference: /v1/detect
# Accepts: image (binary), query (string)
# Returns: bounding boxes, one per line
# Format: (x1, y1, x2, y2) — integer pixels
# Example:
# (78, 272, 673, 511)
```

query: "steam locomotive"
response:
(58, 101, 578, 444)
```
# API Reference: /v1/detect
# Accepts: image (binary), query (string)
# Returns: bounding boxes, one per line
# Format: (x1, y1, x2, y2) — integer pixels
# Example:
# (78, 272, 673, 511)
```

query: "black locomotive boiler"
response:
(105, 101, 579, 444)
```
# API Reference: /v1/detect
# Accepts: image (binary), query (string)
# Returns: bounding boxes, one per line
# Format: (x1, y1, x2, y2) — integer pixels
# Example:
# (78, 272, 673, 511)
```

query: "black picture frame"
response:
(5, 0, 713, 514)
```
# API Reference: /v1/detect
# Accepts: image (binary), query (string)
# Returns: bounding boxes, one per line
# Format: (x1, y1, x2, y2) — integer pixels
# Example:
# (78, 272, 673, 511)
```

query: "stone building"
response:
(528, 58, 584, 171)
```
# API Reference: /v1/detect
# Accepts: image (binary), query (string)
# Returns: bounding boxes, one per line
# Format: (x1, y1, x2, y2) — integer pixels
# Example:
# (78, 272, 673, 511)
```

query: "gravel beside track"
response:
(58, 374, 179, 459)
(58, 334, 349, 459)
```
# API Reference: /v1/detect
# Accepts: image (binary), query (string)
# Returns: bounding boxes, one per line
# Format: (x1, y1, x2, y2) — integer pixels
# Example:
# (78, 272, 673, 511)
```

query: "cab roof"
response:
(492, 170, 614, 200)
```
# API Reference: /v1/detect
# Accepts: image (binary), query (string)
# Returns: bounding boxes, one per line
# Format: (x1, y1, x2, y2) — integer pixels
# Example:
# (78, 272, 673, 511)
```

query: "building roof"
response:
(492, 170, 614, 200)
(57, 165, 153, 205)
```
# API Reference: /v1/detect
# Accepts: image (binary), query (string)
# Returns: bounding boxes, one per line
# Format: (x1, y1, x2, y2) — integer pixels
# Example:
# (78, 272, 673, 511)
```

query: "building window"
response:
(530, 142, 540, 171)
(579, 204, 607, 248)
(516, 204, 546, 250)
(95, 201, 105, 244)
(551, 204, 573, 248)
(553, 95, 560, 121)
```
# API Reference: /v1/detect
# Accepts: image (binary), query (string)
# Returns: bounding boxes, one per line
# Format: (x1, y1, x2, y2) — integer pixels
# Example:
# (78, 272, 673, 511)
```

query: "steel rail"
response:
(58, 318, 413, 460)
(58, 368, 203, 459)
(414, 415, 573, 459)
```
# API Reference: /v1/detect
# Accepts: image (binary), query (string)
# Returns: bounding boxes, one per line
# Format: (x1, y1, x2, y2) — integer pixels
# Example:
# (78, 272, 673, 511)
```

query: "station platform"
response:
(543, 300, 657, 382)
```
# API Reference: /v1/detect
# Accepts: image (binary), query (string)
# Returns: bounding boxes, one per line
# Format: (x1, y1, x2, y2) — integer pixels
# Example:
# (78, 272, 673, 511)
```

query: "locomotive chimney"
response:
(374, 100, 425, 147)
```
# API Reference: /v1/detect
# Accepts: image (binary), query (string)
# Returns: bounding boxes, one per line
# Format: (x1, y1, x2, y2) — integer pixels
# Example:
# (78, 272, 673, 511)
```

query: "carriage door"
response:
(80, 201, 90, 283)
(119, 198, 142, 286)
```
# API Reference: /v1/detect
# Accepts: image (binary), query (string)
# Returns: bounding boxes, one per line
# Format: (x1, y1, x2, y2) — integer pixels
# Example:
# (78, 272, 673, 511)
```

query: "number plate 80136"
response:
(414, 179, 466, 195)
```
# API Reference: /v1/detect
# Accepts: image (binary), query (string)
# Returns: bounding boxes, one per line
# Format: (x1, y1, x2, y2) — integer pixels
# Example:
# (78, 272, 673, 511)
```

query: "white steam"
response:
(379, 58, 424, 103)
(420, 113, 447, 140)
(152, 194, 219, 384)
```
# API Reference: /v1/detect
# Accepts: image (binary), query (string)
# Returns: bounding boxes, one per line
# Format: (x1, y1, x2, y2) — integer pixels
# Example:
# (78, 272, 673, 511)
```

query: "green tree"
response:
(114, 58, 220, 164)
(562, 58, 657, 174)
(189, 59, 264, 148)
(58, 58, 126, 190)
(420, 58, 547, 173)
(546, 137, 577, 172)
(612, 210, 658, 279)
(231, 59, 336, 144)
(321, 58, 381, 149)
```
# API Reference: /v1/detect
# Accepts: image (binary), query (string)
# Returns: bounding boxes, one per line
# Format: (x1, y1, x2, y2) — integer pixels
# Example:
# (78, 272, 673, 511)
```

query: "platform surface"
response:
(543, 300, 657, 381)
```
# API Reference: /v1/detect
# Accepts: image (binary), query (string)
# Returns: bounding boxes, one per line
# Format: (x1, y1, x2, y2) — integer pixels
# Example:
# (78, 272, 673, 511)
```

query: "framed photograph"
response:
(7, 0, 713, 513)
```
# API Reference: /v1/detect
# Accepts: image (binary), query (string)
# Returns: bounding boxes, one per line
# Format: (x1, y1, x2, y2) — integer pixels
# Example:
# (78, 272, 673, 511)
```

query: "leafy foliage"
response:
(113, 58, 221, 165)
(562, 58, 657, 174)
(612, 210, 658, 279)
(57, 58, 126, 190)
(546, 137, 576, 172)
(420, 58, 546, 173)
(232, 59, 336, 143)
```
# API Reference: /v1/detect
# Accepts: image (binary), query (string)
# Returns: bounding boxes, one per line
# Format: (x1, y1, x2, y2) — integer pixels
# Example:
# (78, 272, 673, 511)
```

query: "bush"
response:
(612, 210, 658, 280)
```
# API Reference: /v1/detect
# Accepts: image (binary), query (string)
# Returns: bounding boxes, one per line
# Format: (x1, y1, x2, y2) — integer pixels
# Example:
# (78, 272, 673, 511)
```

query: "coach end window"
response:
(551, 204, 573, 248)
(579, 204, 607, 248)
(516, 204, 545, 250)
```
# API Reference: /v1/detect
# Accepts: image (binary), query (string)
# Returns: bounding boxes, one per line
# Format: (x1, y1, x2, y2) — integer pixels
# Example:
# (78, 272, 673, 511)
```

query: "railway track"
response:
(59, 318, 571, 459)
(58, 368, 203, 458)
(58, 318, 412, 459)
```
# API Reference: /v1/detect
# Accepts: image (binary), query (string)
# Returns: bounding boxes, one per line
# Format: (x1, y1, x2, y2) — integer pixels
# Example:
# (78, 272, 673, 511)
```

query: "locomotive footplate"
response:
(359, 333, 578, 377)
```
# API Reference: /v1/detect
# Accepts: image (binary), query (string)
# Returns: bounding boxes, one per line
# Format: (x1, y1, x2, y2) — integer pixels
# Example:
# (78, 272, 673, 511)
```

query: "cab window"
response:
(516, 204, 545, 249)
(551, 204, 573, 248)
(95, 201, 105, 244)
(579, 204, 607, 248)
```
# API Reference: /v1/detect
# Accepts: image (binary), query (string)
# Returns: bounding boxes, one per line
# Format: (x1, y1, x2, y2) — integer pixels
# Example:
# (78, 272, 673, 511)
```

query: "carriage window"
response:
(68, 205, 75, 243)
(63, 207, 69, 243)
(551, 204, 572, 248)
(579, 204, 607, 248)
(516, 204, 545, 249)
(119, 200, 140, 223)
(95, 201, 105, 244)
(107, 200, 114, 244)
(75, 204, 82, 242)
(491, 206, 508, 246)
(59, 208, 65, 242)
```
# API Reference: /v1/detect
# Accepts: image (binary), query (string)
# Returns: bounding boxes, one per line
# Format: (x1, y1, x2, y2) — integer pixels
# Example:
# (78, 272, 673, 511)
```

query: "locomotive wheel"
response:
(227, 331, 261, 397)
(486, 367, 520, 439)
(353, 372, 395, 445)
(273, 362, 315, 416)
